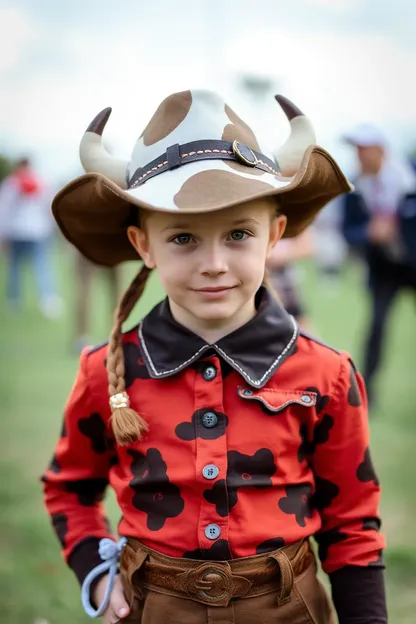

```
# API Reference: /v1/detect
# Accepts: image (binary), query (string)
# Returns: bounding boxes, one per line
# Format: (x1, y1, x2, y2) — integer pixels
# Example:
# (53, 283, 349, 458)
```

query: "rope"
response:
(81, 537, 127, 618)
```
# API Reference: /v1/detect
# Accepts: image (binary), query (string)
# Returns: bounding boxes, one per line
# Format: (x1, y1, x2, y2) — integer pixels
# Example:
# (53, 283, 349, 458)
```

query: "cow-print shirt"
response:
(42, 288, 385, 618)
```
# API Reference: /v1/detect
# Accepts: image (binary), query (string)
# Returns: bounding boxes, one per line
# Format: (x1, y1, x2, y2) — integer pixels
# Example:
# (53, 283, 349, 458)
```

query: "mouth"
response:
(194, 286, 236, 293)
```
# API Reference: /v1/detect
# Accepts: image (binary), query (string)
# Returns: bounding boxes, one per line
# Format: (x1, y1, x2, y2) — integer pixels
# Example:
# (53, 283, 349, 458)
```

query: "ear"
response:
(127, 226, 156, 269)
(267, 214, 287, 257)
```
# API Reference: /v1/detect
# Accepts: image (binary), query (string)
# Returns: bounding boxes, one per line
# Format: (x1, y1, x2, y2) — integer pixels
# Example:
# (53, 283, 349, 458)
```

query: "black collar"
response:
(138, 287, 298, 388)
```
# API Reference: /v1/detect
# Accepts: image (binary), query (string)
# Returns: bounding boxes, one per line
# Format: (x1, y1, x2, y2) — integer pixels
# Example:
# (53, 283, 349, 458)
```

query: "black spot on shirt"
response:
(278, 484, 313, 527)
(49, 454, 61, 474)
(64, 478, 108, 506)
(203, 449, 277, 516)
(128, 448, 184, 530)
(228, 449, 277, 490)
(51, 513, 68, 547)
(203, 480, 229, 517)
(183, 540, 232, 561)
(315, 528, 348, 562)
(348, 365, 362, 407)
(175, 410, 228, 441)
(124, 341, 151, 386)
(78, 413, 113, 454)
(304, 386, 330, 413)
(311, 476, 339, 511)
(227, 448, 277, 508)
(256, 537, 286, 554)
(357, 448, 379, 486)
(297, 414, 334, 462)
(109, 454, 119, 468)
(362, 517, 381, 531)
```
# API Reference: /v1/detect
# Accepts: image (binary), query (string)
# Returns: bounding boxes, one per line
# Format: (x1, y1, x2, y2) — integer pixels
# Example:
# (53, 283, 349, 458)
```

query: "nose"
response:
(200, 241, 228, 276)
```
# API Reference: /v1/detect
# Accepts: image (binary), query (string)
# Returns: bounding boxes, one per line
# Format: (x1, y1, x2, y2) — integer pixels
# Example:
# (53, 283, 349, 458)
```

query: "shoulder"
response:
(271, 329, 355, 398)
(82, 323, 141, 377)
(297, 329, 342, 362)
(297, 330, 360, 390)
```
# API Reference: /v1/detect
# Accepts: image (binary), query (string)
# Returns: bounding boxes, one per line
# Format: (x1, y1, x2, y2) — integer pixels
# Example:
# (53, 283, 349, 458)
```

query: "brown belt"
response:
(121, 538, 314, 608)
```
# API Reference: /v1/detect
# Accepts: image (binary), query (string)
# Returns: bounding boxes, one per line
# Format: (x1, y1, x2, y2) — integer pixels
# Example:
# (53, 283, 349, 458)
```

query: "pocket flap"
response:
(238, 387, 317, 414)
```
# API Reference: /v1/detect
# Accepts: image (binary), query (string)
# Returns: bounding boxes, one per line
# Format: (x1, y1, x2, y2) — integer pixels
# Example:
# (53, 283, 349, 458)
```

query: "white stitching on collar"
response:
(138, 315, 298, 385)
(138, 322, 209, 376)
(213, 315, 298, 387)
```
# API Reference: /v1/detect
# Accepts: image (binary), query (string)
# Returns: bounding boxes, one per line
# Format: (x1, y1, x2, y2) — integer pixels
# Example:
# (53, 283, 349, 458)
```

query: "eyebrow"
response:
(161, 217, 260, 231)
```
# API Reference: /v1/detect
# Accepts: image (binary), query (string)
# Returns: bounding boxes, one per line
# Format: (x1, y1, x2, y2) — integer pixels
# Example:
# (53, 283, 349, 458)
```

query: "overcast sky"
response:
(1, 0, 415, 183)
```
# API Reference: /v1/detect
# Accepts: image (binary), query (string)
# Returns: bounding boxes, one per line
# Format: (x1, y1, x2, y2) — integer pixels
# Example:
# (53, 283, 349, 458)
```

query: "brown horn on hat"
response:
(79, 107, 129, 188)
(274, 95, 316, 177)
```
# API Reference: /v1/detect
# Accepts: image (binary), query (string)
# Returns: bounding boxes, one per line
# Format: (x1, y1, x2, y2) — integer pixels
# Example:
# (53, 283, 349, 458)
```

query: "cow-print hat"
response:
(51, 89, 352, 446)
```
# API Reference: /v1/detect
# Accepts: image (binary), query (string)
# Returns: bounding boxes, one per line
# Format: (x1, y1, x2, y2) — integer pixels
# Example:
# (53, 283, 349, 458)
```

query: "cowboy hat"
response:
(52, 89, 352, 266)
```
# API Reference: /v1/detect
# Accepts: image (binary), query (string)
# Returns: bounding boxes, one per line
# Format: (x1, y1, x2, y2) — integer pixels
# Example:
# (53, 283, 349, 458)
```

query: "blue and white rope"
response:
(81, 537, 127, 618)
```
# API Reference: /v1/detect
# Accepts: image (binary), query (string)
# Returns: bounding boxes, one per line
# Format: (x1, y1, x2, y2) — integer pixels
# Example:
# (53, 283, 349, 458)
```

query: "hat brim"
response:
(52, 145, 352, 266)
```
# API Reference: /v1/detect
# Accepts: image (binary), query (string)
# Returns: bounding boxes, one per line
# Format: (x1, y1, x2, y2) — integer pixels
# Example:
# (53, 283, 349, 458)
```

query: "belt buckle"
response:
(189, 563, 231, 606)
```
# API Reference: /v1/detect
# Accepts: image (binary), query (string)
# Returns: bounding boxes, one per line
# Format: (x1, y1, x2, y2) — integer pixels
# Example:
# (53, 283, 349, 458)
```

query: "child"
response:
(43, 90, 386, 623)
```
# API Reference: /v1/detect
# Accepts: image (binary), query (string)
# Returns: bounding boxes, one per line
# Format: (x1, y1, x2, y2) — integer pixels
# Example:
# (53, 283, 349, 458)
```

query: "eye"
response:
(229, 229, 250, 242)
(172, 233, 193, 245)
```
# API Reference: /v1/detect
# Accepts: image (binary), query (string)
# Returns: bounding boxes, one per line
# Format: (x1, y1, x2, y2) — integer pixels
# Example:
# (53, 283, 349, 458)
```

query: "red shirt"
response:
(42, 288, 384, 583)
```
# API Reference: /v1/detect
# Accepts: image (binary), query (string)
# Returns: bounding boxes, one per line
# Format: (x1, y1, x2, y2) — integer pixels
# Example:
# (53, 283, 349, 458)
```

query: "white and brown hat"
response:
(52, 89, 352, 266)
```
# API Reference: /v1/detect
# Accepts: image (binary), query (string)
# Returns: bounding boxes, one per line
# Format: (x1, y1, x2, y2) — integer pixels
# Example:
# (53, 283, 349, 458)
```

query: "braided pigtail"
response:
(107, 264, 152, 445)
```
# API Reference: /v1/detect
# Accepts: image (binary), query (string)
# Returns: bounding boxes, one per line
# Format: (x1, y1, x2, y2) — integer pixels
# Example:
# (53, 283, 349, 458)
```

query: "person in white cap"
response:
(341, 123, 416, 405)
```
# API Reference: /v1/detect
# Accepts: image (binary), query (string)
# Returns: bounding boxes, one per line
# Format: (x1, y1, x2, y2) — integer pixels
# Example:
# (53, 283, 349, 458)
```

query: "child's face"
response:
(128, 199, 286, 335)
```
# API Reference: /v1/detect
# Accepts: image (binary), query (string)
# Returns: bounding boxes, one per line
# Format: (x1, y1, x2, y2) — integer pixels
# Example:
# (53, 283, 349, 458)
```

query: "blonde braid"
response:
(107, 264, 152, 445)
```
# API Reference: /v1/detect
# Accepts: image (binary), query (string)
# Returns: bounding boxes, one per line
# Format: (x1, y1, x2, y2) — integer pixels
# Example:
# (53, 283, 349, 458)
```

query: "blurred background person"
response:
(266, 227, 314, 329)
(72, 251, 122, 353)
(314, 197, 348, 294)
(0, 157, 63, 318)
(341, 125, 416, 404)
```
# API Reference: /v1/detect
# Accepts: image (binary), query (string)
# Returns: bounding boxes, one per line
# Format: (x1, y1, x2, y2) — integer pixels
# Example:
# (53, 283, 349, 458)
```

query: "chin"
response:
(191, 303, 237, 322)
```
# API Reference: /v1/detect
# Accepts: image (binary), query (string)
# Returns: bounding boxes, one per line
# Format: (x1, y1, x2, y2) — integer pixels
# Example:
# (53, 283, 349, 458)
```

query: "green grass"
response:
(1, 243, 415, 623)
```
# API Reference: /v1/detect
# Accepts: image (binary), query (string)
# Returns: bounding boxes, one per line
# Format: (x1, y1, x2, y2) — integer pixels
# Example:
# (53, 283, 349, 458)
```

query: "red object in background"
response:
(12, 170, 42, 195)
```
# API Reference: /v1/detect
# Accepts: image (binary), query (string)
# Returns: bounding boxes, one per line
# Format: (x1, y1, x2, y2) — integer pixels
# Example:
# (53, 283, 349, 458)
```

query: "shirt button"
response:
(205, 524, 221, 540)
(300, 394, 312, 404)
(202, 411, 218, 428)
(203, 365, 217, 381)
(202, 464, 219, 480)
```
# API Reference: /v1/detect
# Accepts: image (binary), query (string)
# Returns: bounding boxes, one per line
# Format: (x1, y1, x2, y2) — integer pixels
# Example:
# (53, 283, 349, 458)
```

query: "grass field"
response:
(1, 243, 415, 623)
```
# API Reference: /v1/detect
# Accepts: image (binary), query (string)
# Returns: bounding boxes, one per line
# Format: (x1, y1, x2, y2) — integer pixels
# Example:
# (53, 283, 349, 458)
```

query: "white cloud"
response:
(0, 6, 41, 73)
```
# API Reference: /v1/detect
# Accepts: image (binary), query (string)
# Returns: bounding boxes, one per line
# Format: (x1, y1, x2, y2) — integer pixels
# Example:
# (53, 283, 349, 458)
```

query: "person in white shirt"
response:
(0, 157, 63, 318)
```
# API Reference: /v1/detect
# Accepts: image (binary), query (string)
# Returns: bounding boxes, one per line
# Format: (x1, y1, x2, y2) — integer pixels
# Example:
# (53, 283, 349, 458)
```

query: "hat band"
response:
(128, 140, 281, 189)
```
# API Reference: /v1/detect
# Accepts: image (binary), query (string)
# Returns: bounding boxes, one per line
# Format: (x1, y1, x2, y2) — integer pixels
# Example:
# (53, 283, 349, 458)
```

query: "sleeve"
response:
(341, 192, 369, 246)
(330, 567, 387, 624)
(311, 352, 386, 574)
(42, 349, 117, 585)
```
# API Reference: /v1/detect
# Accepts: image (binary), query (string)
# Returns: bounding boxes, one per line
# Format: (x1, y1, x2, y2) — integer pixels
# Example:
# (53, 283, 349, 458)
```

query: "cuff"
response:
(68, 537, 104, 586)
(329, 566, 387, 624)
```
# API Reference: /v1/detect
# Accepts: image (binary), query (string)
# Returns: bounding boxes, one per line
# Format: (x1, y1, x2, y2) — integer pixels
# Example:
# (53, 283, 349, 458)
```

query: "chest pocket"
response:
(237, 386, 317, 415)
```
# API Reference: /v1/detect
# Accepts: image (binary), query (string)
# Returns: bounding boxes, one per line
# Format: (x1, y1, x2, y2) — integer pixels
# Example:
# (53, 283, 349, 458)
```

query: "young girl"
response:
(43, 90, 386, 623)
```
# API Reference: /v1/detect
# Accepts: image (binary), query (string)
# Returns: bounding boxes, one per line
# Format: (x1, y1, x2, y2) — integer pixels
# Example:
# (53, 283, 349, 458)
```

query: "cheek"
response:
(153, 251, 190, 289)
(233, 246, 268, 283)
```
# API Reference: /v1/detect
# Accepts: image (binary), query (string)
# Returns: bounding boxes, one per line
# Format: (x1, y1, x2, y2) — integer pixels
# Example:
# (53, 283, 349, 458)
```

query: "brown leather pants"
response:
(119, 538, 336, 623)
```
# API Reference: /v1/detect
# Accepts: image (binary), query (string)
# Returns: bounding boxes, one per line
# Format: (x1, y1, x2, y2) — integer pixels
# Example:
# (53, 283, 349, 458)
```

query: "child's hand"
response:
(92, 573, 130, 623)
